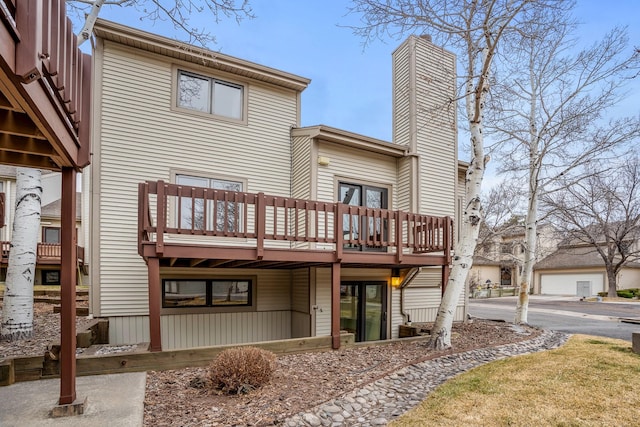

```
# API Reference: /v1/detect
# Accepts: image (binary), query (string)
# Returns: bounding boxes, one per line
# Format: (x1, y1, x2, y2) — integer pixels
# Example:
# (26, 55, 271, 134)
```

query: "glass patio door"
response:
(338, 183, 388, 250)
(339, 281, 387, 342)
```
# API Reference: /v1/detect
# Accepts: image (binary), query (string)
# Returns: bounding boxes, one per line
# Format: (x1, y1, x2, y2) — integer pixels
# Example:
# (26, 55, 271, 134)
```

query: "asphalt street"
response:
(469, 295, 640, 341)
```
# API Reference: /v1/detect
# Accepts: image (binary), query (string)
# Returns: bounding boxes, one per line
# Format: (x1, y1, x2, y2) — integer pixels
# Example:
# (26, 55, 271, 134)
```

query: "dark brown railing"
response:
(0, 241, 85, 265)
(2, 0, 92, 167)
(139, 181, 452, 262)
(0, 192, 5, 228)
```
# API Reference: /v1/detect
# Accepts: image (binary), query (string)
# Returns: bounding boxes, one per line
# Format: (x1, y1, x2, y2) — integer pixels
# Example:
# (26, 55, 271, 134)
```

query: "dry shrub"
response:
(209, 346, 276, 394)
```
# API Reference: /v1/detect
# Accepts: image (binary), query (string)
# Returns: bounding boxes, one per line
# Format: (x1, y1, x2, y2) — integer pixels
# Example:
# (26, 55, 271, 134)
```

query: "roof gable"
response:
(93, 19, 311, 92)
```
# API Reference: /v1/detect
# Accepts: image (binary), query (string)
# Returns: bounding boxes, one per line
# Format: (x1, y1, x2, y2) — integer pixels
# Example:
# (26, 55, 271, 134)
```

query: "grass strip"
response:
(391, 335, 640, 427)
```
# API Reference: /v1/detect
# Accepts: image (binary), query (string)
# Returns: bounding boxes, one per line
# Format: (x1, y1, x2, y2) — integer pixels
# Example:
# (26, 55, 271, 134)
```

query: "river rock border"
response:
(285, 329, 569, 426)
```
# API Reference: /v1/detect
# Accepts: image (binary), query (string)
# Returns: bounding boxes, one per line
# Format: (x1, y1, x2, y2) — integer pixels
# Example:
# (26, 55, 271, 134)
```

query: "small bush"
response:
(617, 290, 635, 299)
(209, 347, 276, 394)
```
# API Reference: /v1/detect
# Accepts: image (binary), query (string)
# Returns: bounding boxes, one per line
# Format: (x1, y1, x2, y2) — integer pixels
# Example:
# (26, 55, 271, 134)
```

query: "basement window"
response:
(162, 279, 253, 309)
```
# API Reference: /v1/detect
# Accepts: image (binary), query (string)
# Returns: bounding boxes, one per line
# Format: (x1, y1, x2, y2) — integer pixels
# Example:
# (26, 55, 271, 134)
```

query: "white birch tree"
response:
(1, 169, 42, 341)
(350, 0, 568, 349)
(485, 9, 640, 323)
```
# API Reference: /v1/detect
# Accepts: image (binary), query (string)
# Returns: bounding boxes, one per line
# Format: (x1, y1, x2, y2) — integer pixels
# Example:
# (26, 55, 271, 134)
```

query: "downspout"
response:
(400, 267, 422, 324)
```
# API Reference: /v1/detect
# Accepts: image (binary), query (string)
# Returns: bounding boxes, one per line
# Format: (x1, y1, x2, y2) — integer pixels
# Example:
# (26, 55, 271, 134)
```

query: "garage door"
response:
(540, 273, 604, 296)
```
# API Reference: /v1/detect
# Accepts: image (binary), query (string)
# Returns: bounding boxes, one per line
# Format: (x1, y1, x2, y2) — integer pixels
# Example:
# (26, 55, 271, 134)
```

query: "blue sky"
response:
(89, 1, 639, 152)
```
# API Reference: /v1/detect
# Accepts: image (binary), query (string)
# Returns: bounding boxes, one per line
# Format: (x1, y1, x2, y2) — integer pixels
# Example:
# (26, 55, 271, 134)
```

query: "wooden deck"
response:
(138, 180, 453, 269)
(0, 241, 85, 266)
(139, 180, 454, 352)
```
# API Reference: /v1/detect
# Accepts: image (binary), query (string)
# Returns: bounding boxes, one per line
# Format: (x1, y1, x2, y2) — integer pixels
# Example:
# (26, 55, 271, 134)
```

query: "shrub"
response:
(617, 290, 635, 299)
(209, 347, 276, 394)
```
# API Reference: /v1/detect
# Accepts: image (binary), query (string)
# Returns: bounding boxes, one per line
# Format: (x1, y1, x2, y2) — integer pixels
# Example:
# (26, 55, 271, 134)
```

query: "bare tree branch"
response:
(68, 0, 254, 47)
(543, 158, 640, 297)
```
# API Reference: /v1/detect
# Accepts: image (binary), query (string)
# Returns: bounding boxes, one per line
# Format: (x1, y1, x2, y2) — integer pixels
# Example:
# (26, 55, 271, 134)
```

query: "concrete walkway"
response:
(0, 372, 145, 427)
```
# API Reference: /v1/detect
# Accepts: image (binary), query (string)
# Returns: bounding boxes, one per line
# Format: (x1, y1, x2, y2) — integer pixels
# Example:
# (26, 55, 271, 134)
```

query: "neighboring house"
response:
(533, 243, 640, 296)
(470, 223, 560, 290)
(0, 166, 86, 286)
(90, 20, 462, 351)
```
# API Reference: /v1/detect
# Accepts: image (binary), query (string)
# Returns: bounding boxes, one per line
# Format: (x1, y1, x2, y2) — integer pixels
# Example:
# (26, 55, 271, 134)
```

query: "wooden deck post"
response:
(442, 216, 453, 296)
(148, 257, 162, 351)
(331, 262, 341, 349)
(58, 167, 77, 405)
(256, 192, 265, 259)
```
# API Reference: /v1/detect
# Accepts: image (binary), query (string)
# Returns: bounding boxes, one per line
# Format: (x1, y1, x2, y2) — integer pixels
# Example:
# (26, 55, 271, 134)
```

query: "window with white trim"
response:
(177, 70, 243, 120)
(175, 174, 243, 232)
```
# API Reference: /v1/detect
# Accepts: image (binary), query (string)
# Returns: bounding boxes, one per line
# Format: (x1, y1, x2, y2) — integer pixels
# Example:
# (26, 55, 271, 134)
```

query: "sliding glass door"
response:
(340, 281, 387, 342)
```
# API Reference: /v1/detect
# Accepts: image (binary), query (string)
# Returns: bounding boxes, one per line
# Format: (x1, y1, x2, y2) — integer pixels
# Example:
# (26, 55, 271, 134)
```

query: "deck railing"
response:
(0, 241, 85, 265)
(139, 181, 452, 261)
(0, 192, 4, 228)
(1, 0, 92, 168)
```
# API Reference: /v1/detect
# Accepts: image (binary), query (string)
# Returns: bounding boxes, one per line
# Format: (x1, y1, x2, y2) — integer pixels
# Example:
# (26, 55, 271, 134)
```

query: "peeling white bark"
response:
(1, 168, 42, 341)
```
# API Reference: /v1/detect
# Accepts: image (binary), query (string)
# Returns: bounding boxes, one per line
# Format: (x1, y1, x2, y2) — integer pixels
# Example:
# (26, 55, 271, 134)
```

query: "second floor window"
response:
(177, 70, 243, 120)
(43, 227, 61, 244)
(175, 174, 243, 232)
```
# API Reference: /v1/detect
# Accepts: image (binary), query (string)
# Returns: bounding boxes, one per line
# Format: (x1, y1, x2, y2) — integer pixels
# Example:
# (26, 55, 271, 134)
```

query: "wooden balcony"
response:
(0, 0, 91, 170)
(138, 181, 453, 269)
(0, 241, 85, 267)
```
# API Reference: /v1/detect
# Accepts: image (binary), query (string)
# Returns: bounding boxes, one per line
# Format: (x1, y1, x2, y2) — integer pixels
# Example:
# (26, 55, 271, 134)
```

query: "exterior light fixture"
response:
(391, 268, 401, 288)
(318, 156, 330, 166)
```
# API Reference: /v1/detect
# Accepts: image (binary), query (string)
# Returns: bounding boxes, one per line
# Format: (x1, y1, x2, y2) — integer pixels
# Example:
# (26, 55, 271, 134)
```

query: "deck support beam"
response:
(148, 257, 162, 351)
(331, 262, 341, 349)
(58, 167, 78, 406)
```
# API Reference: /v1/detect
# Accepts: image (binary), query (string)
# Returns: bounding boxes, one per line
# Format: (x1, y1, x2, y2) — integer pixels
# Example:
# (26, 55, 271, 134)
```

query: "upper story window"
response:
(175, 174, 243, 232)
(177, 70, 244, 120)
(43, 227, 61, 244)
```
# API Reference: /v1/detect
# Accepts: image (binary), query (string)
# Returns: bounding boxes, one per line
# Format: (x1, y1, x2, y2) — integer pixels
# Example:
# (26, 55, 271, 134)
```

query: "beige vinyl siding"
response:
(95, 42, 299, 316)
(254, 269, 291, 310)
(108, 315, 150, 344)
(314, 268, 331, 336)
(108, 268, 292, 346)
(390, 286, 403, 339)
(160, 311, 291, 349)
(291, 135, 312, 201)
(404, 286, 465, 323)
(413, 39, 457, 218)
(397, 157, 412, 212)
(108, 311, 291, 348)
(404, 267, 465, 323)
(291, 268, 310, 338)
(410, 267, 441, 287)
(392, 40, 411, 148)
(316, 142, 398, 206)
